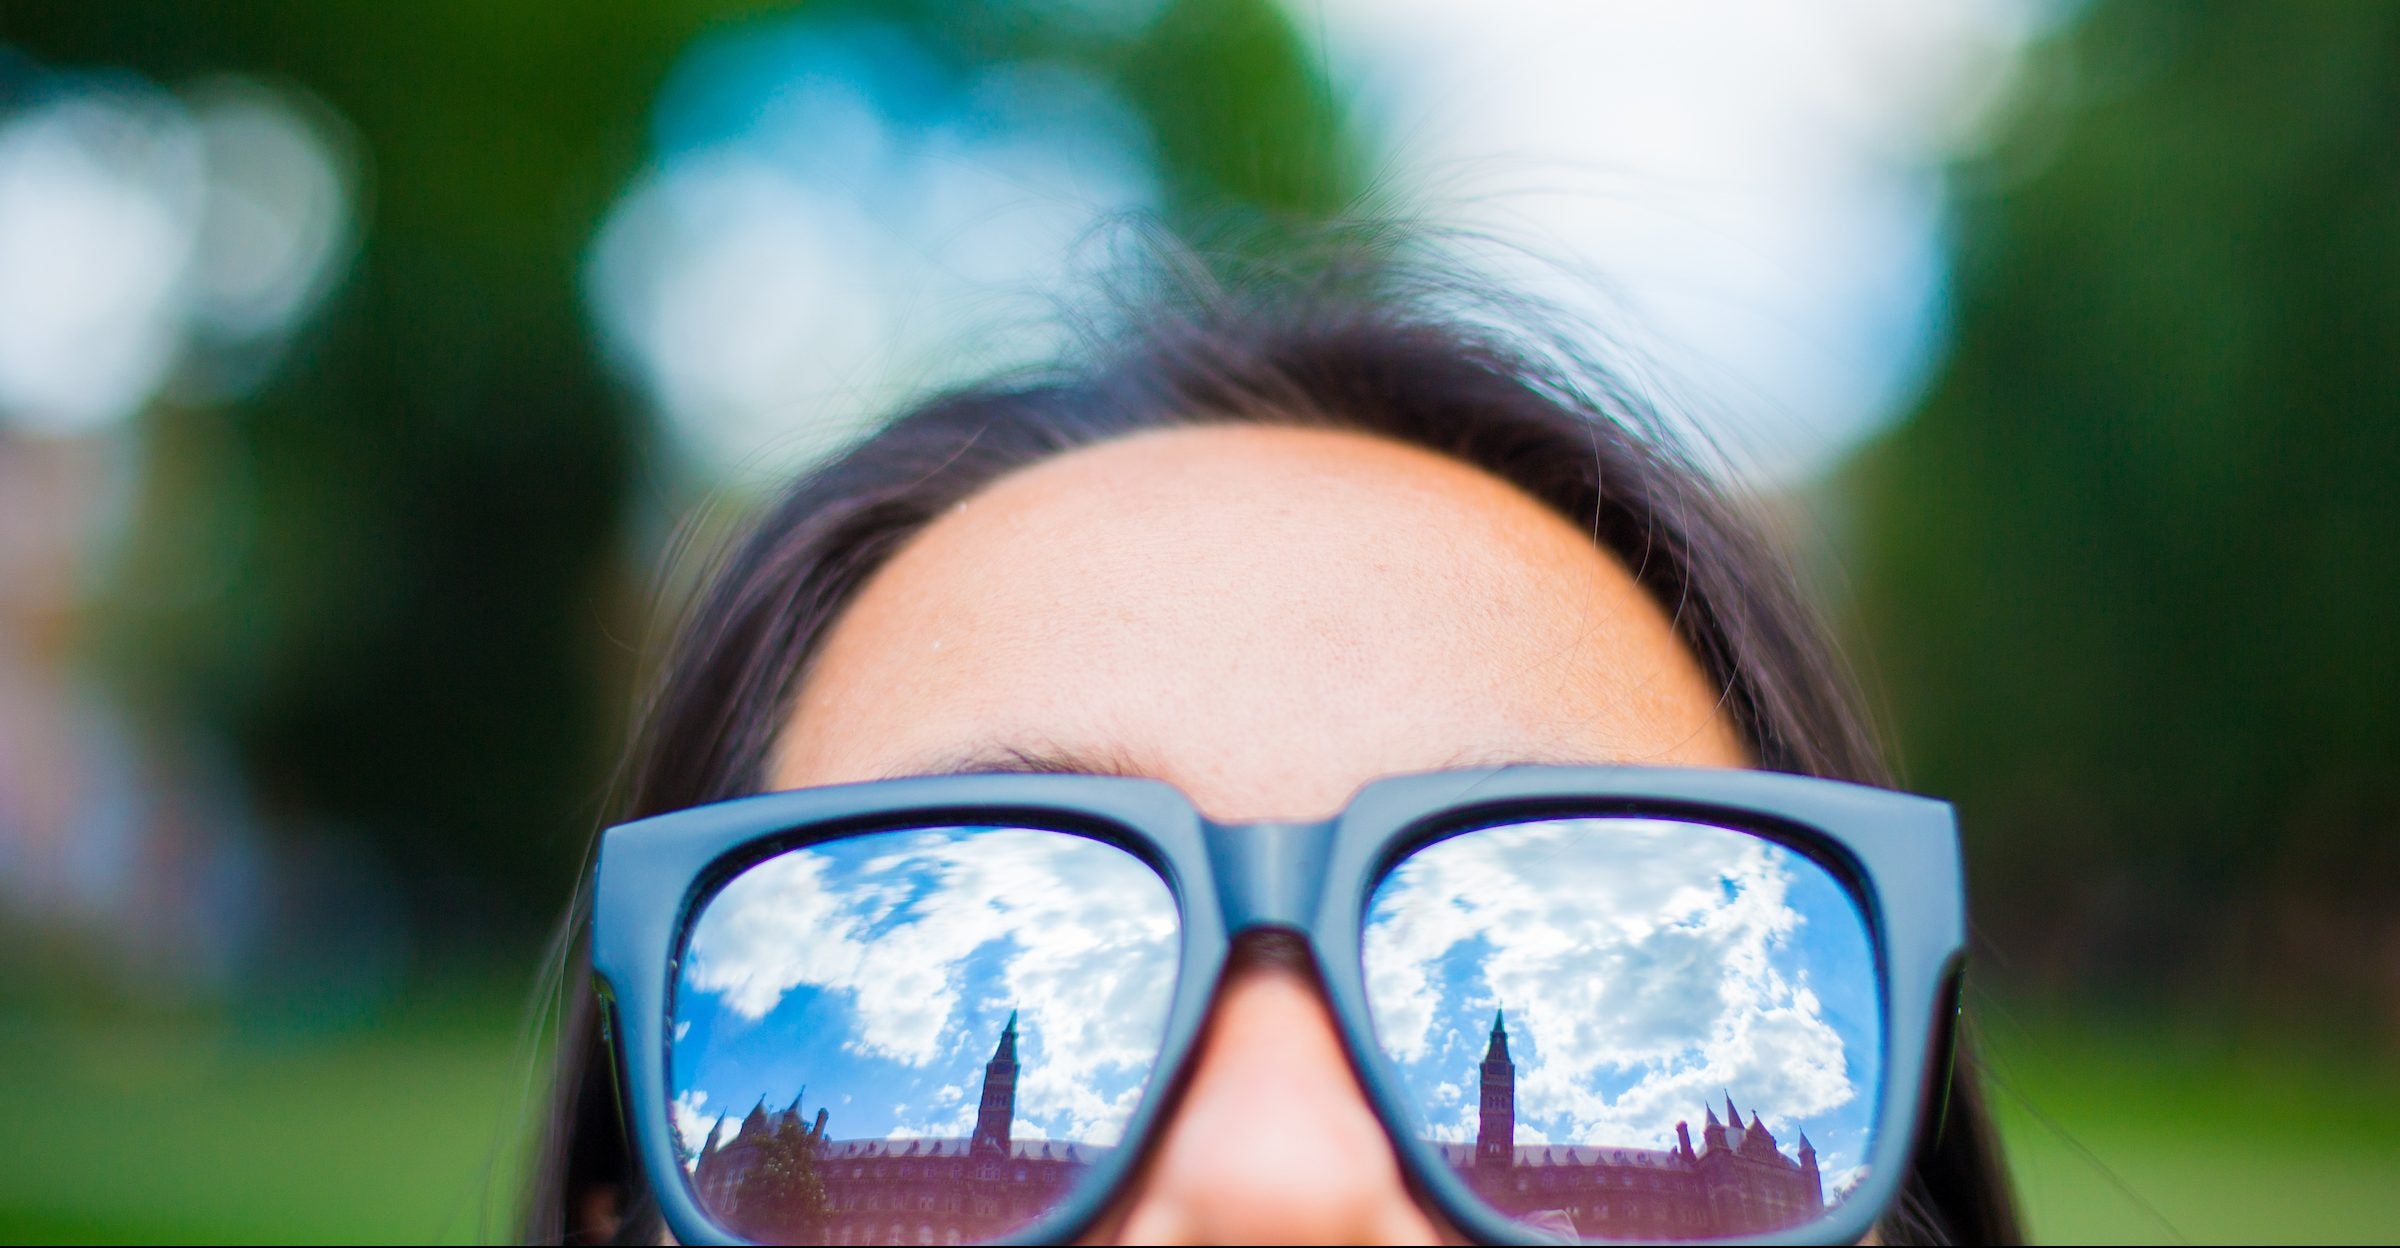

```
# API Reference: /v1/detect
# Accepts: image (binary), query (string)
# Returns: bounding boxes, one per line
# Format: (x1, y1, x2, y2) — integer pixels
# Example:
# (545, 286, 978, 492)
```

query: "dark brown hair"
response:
(524, 269, 2020, 1244)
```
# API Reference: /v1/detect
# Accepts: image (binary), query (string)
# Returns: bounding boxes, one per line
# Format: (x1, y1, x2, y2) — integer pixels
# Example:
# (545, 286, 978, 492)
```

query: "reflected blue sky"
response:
(1363, 818, 1881, 1192)
(671, 827, 1179, 1159)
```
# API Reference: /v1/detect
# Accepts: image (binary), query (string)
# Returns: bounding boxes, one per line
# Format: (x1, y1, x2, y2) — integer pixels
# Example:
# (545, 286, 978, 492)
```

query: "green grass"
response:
(0, 993, 540, 1244)
(1978, 1010, 2400, 1244)
(0, 994, 2392, 1243)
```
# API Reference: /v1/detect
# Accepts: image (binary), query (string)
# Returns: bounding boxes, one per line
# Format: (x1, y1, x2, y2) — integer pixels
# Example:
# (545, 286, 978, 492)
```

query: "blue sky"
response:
(1362, 817, 1882, 1193)
(670, 826, 1179, 1162)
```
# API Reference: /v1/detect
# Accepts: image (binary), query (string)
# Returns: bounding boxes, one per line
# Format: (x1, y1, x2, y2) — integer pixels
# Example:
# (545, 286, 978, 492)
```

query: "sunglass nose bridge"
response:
(1202, 819, 1336, 933)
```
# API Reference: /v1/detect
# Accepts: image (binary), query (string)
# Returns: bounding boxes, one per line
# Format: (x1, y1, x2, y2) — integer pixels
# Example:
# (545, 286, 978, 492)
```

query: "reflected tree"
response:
(725, 1107, 832, 1244)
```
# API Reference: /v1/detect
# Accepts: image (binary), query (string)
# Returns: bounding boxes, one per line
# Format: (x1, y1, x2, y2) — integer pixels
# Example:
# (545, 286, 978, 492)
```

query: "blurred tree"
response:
(1, 0, 1366, 947)
(1845, 0, 2400, 1026)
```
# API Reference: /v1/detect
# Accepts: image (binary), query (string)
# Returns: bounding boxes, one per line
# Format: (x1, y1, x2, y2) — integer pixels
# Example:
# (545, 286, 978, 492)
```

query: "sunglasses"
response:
(590, 766, 1965, 1246)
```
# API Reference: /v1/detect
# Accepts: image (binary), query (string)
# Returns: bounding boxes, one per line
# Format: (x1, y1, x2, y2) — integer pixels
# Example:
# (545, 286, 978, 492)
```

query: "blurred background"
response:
(0, 0, 2393, 1241)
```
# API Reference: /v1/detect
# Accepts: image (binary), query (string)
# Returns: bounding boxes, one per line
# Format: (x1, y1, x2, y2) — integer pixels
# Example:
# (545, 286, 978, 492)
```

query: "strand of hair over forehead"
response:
(1045, 219, 1717, 465)
(1037, 225, 1878, 783)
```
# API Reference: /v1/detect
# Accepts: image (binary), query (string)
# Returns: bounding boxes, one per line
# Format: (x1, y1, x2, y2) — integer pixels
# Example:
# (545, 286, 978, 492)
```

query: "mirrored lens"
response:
(1362, 816, 1883, 1242)
(670, 825, 1180, 1245)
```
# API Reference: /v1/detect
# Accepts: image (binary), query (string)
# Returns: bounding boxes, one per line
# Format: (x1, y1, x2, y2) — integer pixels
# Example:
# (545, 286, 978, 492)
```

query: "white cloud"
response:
(682, 827, 1180, 1146)
(681, 849, 869, 1023)
(1363, 817, 1871, 1149)
(672, 1089, 726, 1161)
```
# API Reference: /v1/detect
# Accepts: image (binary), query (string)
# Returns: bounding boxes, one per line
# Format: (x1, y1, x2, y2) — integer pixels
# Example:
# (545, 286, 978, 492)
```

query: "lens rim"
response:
(602, 777, 1228, 1247)
(1313, 771, 1959, 1247)
(667, 816, 1194, 1242)
(1351, 807, 1891, 1241)
(591, 766, 1964, 1246)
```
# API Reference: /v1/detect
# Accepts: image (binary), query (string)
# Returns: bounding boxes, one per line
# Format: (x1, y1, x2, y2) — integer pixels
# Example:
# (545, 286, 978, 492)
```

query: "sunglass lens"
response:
(669, 826, 1180, 1245)
(1361, 816, 1884, 1242)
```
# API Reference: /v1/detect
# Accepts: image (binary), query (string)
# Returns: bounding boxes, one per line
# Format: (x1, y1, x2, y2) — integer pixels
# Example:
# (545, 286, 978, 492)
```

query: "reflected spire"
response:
(972, 1010, 1020, 1157)
(994, 1009, 1019, 1063)
(1741, 1109, 1778, 1158)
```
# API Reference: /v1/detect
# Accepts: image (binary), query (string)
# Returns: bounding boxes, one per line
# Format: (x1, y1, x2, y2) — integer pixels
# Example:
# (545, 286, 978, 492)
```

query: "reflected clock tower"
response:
(1476, 1010, 1514, 1166)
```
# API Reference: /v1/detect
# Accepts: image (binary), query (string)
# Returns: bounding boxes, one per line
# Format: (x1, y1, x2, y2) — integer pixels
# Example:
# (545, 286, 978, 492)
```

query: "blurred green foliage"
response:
(0, 0, 1364, 941)
(1847, 0, 2400, 1020)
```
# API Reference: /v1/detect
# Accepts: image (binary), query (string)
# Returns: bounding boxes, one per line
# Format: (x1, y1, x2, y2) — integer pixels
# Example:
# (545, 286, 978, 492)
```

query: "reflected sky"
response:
(672, 827, 1178, 1159)
(1363, 817, 1881, 1191)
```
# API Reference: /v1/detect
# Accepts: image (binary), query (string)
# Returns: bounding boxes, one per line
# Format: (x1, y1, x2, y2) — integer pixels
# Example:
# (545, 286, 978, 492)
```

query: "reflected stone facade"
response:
(690, 1012, 1100, 1246)
(1455, 1012, 1826, 1239)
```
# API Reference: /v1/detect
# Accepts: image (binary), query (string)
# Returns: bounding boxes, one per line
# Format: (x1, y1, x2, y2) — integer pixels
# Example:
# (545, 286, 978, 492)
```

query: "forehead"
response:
(771, 424, 1746, 819)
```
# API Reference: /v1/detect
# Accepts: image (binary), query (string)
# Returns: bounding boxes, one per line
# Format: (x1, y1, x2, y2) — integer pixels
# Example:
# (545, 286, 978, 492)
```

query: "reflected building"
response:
(691, 1011, 1101, 1246)
(1452, 1012, 1826, 1239)
(689, 1008, 1827, 1245)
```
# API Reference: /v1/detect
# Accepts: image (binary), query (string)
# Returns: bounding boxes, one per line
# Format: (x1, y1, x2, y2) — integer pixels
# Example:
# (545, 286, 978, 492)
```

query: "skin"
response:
(771, 424, 1750, 1244)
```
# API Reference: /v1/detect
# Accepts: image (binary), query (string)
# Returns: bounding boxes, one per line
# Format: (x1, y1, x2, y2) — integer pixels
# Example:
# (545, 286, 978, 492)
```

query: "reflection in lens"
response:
(671, 826, 1179, 1245)
(1362, 817, 1883, 1241)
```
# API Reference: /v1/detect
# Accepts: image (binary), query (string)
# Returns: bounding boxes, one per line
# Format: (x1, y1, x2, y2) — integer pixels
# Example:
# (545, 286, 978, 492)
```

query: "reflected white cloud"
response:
(673, 1088, 725, 1156)
(679, 826, 1178, 1146)
(1364, 817, 1878, 1150)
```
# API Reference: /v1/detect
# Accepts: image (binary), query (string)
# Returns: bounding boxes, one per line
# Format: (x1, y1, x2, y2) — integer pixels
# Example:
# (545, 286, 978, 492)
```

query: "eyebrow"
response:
(1438, 745, 1598, 770)
(884, 742, 1599, 786)
(883, 742, 1159, 782)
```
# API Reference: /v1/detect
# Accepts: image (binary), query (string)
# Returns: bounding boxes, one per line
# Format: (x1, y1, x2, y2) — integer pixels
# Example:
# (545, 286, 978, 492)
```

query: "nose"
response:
(1103, 937, 1445, 1245)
